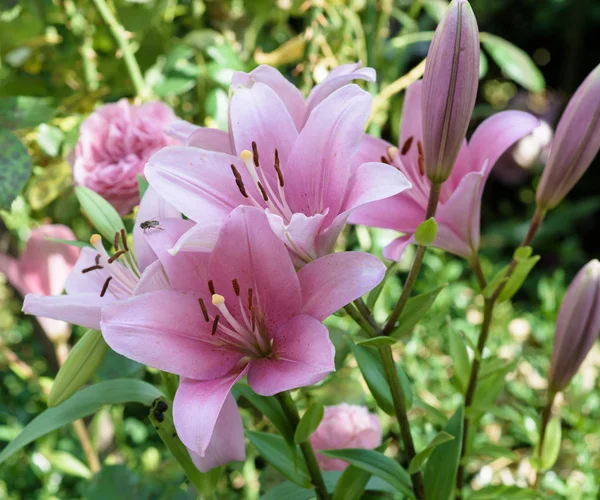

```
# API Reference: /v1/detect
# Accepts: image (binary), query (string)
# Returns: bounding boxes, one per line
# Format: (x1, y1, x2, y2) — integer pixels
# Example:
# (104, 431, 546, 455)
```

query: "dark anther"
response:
(252, 141, 260, 167)
(156, 400, 168, 412)
(113, 231, 120, 251)
(257, 181, 269, 202)
(401, 136, 414, 155)
(153, 409, 165, 422)
(82, 255, 104, 273)
(208, 280, 215, 295)
(95, 254, 101, 265)
(108, 250, 126, 263)
(418, 155, 425, 176)
(198, 298, 209, 322)
(247, 288, 253, 310)
(231, 164, 248, 198)
(232, 279, 240, 296)
(274, 149, 284, 187)
(231, 164, 243, 181)
(417, 139, 424, 157)
(211, 315, 220, 336)
(100, 276, 112, 297)
(120, 229, 129, 252)
(380, 155, 390, 165)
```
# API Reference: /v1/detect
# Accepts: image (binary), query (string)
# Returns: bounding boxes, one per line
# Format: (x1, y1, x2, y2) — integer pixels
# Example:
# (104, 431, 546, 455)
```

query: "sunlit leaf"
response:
(0, 129, 32, 210)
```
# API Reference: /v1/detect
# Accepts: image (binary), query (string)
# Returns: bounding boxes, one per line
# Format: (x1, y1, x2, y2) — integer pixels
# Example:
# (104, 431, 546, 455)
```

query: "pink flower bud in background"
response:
(536, 64, 600, 210)
(422, 0, 480, 183)
(548, 260, 600, 393)
(310, 404, 382, 471)
(0, 225, 79, 341)
(71, 99, 176, 215)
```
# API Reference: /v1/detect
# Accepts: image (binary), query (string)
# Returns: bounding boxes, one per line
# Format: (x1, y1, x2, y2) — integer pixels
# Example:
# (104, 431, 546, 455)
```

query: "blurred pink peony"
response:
(310, 404, 382, 470)
(72, 99, 176, 215)
(0, 225, 80, 341)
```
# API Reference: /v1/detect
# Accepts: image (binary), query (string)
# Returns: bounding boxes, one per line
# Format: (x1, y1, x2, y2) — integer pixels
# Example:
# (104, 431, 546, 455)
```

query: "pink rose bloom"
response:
(72, 99, 176, 215)
(1, 225, 79, 341)
(310, 404, 382, 471)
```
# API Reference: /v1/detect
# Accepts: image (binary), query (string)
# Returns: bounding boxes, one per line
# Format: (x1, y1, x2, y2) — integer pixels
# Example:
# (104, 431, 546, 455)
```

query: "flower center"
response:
(197, 278, 272, 358)
(231, 141, 294, 224)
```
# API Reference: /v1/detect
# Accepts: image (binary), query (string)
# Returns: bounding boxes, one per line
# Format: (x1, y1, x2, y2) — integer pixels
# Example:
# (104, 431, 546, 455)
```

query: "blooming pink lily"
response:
(101, 206, 387, 471)
(22, 188, 179, 329)
(349, 81, 540, 260)
(1, 225, 79, 341)
(147, 65, 411, 265)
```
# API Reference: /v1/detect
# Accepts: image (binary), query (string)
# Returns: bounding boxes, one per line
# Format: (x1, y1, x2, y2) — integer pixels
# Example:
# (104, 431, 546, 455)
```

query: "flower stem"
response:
(90, 0, 150, 99)
(456, 206, 547, 497)
(383, 181, 442, 335)
(275, 391, 329, 500)
(533, 391, 556, 489)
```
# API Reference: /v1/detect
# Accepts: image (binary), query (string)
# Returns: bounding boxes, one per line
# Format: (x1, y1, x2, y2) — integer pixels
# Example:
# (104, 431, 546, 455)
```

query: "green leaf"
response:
(138, 174, 149, 199)
(246, 432, 311, 488)
(318, 448, 414, 498)
(37, 124, 64, 157)
(45, 450, 92, 479)
(414, 217, 437, 246)
(497, 255, 540, 303)
(294, 403, 324, 444)
(0, 129, 32, 210)
(479, 51, 488, 80)
(49, 329, 109, 407)
(447, 323, 470, 393)
(470, 443, 519, 461)
(514, 245, 533, 260)
(45, 237, 92, 249)
(424, 405, 464, 500)
(356, 337, 397, 348)
(350, 343, 413, 414)
(75, 186, 125, 243)
(85, 465, 147, 500)
(233, 383, 295, 445)
(480, 33, 545, 92)
(469, 485, 539, 499)
(0, 379, 161, 464)
(391, 284, 447, 337)
(408, 431, 454, 474)
(482, 265, 509, 298)
(0, 96, 56, 130)
(533, 415, 561, 470)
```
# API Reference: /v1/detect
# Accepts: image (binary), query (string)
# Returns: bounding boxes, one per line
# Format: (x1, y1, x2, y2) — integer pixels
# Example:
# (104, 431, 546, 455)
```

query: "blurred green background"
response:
(1, 0, 599, 498)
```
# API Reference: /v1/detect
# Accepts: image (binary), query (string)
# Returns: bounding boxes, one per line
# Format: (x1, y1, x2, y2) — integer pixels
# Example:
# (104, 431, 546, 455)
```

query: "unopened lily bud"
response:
(548, 260, 600, 393)
(415, 217, 438, 246)
(536, 64, 600, 210)
(422, 0, 480, 183)
(48, 329, 108, 407)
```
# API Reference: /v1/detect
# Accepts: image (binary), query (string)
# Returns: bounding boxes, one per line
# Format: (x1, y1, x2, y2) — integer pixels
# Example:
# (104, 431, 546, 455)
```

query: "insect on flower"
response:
(140, 220, 163, 232)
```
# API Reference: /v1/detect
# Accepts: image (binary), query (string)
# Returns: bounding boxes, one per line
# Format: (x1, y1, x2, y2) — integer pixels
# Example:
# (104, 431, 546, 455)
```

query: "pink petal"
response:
(285, 85, 372, 224)
(352, 134, 393, 173)
(229, 81, 298, 166)
(209, 207, 302, 332)
(186, 393, 246, 472)
(133, 260, 170, 295)
(240, 65, 307, 129)
(145, 147, 248, 226)
(186, 127, 234, 154)
(65, 247, 111, 295)
(164, 119, 200, 143)
(23, 293, 107, 330)
(298, 252, 386, 321)
(247, 314, 334, 396)
(101, 290, 242, 379)
(174, 370, 247, 456)
(267, 211, 326, 264)
(306, 62, 375, 117)
(0, 253, 21, 294)
(382, 234, 415, 262)
(168, 221, 223, 256)
(133, 186, 180, 272)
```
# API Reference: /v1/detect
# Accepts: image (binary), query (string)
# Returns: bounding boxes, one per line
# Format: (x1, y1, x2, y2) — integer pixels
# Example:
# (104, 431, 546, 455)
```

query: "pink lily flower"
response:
(22, 188, 179, 329)
(349, 81, 540, 260)
(101, 206, 387, 471)
(147, 65, 411, 265)
(1, 225, 79, 341)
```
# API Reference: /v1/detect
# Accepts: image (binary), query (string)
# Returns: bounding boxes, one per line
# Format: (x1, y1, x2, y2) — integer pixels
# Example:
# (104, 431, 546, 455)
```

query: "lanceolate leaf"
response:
(408, 431, 454, 474)
(0, 379, 162, 464)
(294, 403, 324, 444)
(75, 186, 125, 243)
(447, 322, 470, 392)
(0, 129, 32, 210)
(391, 285, 447, 338)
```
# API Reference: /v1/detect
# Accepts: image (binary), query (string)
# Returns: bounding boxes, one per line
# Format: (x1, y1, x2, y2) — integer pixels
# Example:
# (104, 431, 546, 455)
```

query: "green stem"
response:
(534, 391, 556, 489)
(90, 0, 150, 99)
(383, 182, 442, 335)
(160, 371, 178, 401)
(275, 392, 329, 500)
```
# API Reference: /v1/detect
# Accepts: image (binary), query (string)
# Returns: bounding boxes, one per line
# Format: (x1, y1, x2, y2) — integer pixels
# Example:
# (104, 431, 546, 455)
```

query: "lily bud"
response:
(48, 329, 108, 407)
(422, 0, 480, 183)
(548, 260, 600, 393)
(536, 64, 600, 210)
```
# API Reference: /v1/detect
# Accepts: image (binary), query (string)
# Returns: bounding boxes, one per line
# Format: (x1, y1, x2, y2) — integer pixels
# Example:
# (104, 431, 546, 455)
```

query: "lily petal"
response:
(133, 260, 170, 296)
(186, 127, 234, 154)
(382, 234, 415, 262)
(247, 314, 334, 396)
(186, 393, 246, 472)
(174, 370, 247, 456)
(168, 221, 223, 256)
(298, 251, 386, 321)
(23, 293, 107, 330)
(101, 290, 242, 379)
(164, 119, 200, 143)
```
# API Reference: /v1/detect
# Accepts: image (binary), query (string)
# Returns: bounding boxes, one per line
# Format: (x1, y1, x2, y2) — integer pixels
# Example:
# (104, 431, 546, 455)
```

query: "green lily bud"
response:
(415, 218, 438, 246)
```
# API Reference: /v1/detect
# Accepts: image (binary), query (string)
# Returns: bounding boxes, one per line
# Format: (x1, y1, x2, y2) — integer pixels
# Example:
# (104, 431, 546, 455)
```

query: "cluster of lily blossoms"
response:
(19, 0, 600, 487)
